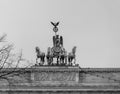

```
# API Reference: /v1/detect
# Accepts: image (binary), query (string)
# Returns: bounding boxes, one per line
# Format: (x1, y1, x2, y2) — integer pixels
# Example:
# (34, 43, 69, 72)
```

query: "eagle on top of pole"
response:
(51, 22, 59, 35)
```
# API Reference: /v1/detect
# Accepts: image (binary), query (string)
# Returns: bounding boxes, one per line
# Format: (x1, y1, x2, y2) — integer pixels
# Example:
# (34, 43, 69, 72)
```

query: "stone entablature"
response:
(0, 67, 120, 93)
(0, 67, 120, 85)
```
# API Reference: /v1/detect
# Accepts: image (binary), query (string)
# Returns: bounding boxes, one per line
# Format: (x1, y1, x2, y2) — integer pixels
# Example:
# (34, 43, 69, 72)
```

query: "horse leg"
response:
(62, 57, 64, 65)
(57, 57, 59, 65)
(74, 57, 76, 65)
(51, 57, 53, 65)
(41, 57, 43, 65)
(57, 57, 58, 65)
(43, 56, 45, 65)
(48, 56, 52, 65)
(60, 57, 62, 65)
(49, 57, 52, 65)
(60, 56, 63, 65)
(42, 56, 45, 65)
(46, 56, 48, 65)
(62, 56, 65, 65)
(68, 57, 71, 66)
(39, 58, 41, 66)
(36, 58, 38, 65)
(68, 57, 69, 65)
(47, 57, 50, 65)
(65, 57, 67, 65)
(59, 57, 61, 64)
(70, 58, 73, 66)
(40, 57, 43, 66)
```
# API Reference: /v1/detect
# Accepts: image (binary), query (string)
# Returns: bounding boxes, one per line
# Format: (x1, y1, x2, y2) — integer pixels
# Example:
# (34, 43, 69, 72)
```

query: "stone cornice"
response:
(0, 66, 80, 73)
(1, 67, 120, 73)
(0, 88, 120, 92)
(80, 68, 120, 72)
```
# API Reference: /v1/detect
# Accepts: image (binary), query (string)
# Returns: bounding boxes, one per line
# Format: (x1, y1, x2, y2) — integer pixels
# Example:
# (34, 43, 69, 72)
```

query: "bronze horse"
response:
(35, 47, 45, 65)
(68, 46, 77, 66)
(59, 48, 67, 65)
(46, 47, 53, 65)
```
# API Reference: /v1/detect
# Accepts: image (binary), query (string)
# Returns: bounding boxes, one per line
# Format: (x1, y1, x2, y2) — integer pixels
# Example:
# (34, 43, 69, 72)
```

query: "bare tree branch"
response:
(0, 34, 7, 42)
(0, 34, 29, 80)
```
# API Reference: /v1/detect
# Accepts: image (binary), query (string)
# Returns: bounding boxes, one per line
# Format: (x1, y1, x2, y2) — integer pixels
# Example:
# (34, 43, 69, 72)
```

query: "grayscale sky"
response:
(0, 0, 120, 67)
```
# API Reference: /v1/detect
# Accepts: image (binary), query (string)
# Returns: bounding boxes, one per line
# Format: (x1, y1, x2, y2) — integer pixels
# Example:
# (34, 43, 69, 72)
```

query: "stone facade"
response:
(0, 66, 120, 94)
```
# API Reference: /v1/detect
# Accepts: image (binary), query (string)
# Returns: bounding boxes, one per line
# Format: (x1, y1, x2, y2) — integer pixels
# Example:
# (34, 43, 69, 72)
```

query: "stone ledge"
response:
(1, 67, 120, 72)
(0, 66, 80, 73)
(0, 88, 120, 92)
(80, 68, 120, 72)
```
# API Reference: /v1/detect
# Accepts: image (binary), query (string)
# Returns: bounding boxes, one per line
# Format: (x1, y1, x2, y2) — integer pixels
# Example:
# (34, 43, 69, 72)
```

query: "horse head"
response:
(35, 46, 40, 53)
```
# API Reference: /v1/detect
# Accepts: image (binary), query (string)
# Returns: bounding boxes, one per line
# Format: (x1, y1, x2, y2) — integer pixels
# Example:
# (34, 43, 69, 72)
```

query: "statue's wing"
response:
(51, 22, 55, 26)
(56, 22, 59, 26)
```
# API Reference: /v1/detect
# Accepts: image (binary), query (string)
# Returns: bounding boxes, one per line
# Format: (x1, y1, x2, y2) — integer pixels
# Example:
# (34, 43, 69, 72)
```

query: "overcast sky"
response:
(0, 0, 120, 67)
